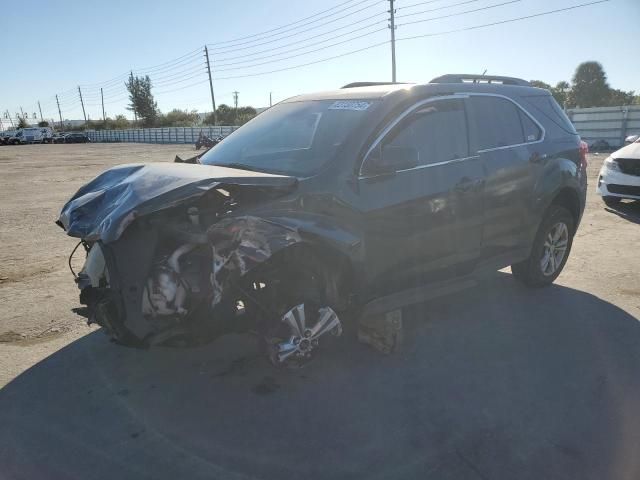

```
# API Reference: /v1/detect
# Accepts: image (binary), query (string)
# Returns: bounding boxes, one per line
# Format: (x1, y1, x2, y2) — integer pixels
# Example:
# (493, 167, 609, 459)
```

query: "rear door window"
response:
(467, 96, 525, 151)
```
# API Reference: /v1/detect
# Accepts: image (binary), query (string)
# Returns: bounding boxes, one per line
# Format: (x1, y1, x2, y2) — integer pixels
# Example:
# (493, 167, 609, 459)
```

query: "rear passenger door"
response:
(466, 94, 544, 261)
(359, 97, 484, 296)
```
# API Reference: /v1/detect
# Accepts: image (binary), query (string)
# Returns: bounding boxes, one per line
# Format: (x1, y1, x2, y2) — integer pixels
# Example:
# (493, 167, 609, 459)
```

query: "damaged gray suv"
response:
(58, 75, 588, 366)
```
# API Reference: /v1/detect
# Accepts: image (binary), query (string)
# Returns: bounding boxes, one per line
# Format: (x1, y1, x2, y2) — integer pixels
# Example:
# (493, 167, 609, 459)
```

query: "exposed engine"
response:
(72, 189, 303, 348)
(141, 245, 194, 318)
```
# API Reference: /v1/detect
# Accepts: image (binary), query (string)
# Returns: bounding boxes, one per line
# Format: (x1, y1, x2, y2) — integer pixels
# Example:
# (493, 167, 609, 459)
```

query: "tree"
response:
(37, 120, 49, 127)
(156, 109, 200, 127)
(125, 74, 158, 126)
(568, 61, 610, 108)
(236, 106, 257, 125)
(608, 89, 635, 106)
(550, 81, 570, 107)
(203, 104, 257, 125)
(17, 117, 28, 128)
(530, 80, 551, 90)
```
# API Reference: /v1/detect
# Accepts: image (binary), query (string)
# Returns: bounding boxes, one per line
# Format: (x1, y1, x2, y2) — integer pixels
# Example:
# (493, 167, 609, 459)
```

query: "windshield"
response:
(200, 99, 377, 176)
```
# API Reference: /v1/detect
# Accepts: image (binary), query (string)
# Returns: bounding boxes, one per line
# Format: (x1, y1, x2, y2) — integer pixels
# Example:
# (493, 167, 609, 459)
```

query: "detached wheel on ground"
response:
(602, 196, 622, 207)
(511, 205, 575, 287)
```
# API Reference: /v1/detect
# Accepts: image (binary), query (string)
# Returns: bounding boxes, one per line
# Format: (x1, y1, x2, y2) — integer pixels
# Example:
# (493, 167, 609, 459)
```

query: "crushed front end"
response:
(57, 162, 302, 347)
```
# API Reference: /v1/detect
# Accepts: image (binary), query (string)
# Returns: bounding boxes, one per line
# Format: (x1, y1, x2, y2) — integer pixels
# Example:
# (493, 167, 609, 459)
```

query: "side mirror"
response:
(363, 144, 419, 176)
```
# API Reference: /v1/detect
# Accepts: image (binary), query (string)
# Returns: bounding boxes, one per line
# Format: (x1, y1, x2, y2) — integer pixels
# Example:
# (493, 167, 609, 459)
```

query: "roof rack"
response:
(341, 81, 407, 89)
(429, 74, 530, 86)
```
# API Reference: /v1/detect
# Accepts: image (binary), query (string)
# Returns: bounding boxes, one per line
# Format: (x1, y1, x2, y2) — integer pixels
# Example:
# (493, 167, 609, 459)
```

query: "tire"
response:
(241, 251, 345, 368)
(511, 205, 575, 287)
(602, 196, 621, 207)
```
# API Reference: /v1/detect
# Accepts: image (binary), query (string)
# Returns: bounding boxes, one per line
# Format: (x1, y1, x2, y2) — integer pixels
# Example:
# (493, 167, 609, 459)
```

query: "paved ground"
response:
(0, 144, 639, 479)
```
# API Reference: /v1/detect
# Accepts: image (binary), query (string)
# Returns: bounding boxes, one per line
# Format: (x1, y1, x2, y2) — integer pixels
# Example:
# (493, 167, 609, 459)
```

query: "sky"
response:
(1, 0, 638, 125)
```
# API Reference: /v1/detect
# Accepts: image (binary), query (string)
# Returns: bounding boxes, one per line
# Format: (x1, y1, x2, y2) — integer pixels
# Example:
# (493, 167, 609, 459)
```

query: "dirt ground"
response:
(0, 144, 639, 385)
(0, 144, 196, 384)
(1, 143, 639, 479)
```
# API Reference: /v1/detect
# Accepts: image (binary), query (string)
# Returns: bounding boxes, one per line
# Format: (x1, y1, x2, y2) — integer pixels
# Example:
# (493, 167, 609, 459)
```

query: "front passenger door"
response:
(358, 97, 484, 297)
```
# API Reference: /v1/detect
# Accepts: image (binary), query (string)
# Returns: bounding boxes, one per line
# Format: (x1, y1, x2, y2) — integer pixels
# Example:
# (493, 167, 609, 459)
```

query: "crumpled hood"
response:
(57, 162, 297, 243)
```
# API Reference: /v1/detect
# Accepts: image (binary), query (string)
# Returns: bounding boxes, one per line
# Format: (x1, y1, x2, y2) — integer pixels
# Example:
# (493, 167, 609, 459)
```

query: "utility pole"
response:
(78, 86, 87, 123)
(101, 88, 106, 121)
(20, 107, 25, 119)
(388, 0, 397, 82)
(38, 101, 44, 122)
(55, 95, 63, 128)
(5, 110, 14, 128)
(204, 46, 217, 125)
(233, 91, 239, 110)
(269, 91, 272, 107)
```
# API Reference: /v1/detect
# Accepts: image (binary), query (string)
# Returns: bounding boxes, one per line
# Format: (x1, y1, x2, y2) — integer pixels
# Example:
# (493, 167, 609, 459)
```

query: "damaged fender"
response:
(206, 216, 303, 307)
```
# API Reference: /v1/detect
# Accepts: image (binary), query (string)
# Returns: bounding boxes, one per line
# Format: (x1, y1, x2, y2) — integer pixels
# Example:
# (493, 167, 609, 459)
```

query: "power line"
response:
(397, 0, 521, 27)
(146, 63, 206, 83)
(396, 0, 459, 10)
(152, 71, 208, 88)
(216, 41, 389, 80)
(133, 47, 203, 73)
(215, 0, 609, 80)
(216, 26, 387, 71)
(7, 0, 609, 117)
(78, 47, 203, 88)
(212, 0, 518, 75)
(207, 2, 385, 54)
(10, 1, 384, 112)
(214, 17, 386, 66)
(134, 50, 204, 75)
(396, 0, 609, 38)
(67, 1, 378, 94)
(154, 79, 210, 95)
(84, 65, 207, 101)
(395, 0, 482, 19)
(210, 0, 378, 47)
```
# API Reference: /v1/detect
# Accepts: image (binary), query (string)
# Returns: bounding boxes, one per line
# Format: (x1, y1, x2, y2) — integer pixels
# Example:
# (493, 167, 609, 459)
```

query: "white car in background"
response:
(597, 137, 640, 206)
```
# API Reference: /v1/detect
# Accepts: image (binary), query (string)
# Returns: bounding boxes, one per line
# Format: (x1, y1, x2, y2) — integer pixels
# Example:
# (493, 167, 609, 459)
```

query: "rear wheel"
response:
(602, 196, 621, 207)
(511, 205, 574, 287)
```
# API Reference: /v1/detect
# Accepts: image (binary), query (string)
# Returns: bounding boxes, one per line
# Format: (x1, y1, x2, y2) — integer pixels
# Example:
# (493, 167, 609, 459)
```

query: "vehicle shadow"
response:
(605, 200, 640, 225)
(1, 272, 639, 480)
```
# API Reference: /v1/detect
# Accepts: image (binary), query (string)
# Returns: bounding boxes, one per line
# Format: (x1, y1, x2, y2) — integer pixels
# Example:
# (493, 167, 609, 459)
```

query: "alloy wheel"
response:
(540, 222, 569, 276)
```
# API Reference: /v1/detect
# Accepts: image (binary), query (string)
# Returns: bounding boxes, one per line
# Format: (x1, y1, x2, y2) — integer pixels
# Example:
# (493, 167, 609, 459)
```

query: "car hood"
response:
(611, 141, 640, 160)
(57, 162, 297, 243)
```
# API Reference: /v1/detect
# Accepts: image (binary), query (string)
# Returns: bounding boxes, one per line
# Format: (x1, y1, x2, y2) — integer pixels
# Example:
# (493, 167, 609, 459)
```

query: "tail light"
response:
(579, 140, 589, 170)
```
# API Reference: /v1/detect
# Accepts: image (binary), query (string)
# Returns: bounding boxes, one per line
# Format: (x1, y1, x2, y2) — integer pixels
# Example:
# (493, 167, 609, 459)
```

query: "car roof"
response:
(283, 81, 549, 104)
(284, 83, 414, 102)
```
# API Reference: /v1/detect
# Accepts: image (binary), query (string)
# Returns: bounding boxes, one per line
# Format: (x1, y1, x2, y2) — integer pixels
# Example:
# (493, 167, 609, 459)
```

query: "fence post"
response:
(620, 106, 629, 146)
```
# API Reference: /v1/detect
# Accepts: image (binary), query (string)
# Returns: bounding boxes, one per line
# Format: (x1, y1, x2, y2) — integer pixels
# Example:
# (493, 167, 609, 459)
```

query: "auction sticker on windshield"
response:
(328, 100, 371, 111)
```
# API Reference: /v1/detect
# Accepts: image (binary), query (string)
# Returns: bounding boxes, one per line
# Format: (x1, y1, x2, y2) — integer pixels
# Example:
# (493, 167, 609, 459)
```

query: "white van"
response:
(13, 127, 51, 144)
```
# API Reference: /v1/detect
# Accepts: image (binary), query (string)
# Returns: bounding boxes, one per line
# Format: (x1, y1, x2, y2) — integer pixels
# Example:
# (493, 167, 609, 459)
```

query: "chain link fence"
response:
(85, 126, 239, 144)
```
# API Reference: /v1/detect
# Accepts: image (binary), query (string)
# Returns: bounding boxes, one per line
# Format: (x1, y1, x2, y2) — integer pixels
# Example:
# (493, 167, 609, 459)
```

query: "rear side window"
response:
(519, 110, 542, 142)
(520, 94, 578, 138)
(467, 96, 525, 150)
(383, 98, 469, 167)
